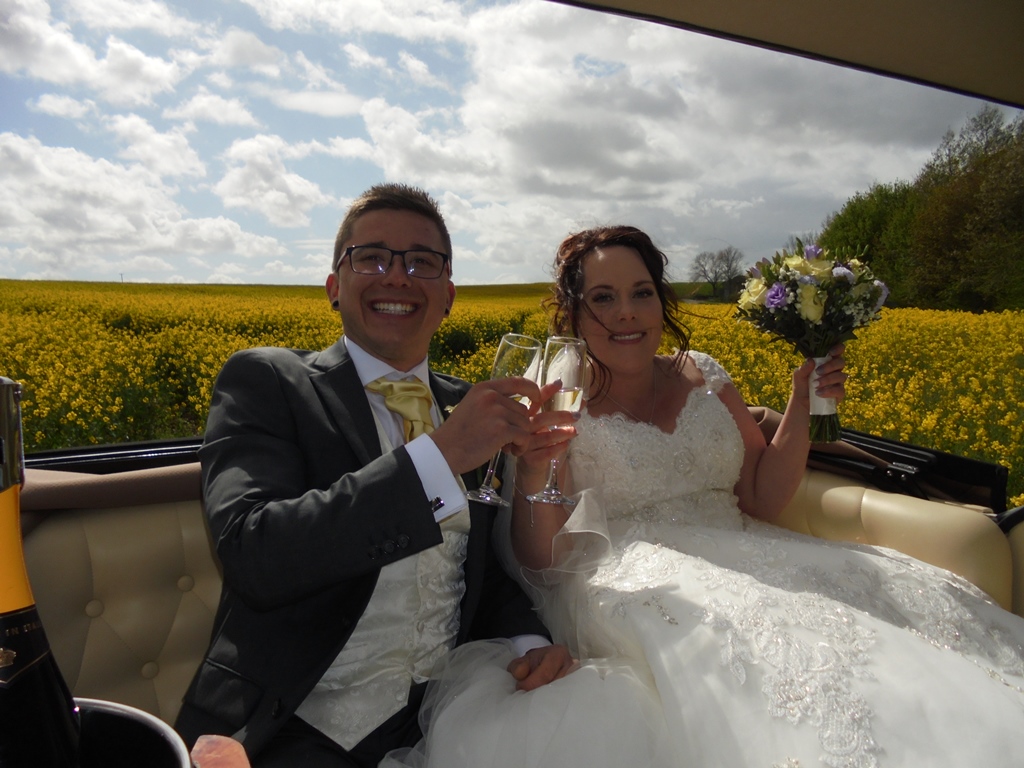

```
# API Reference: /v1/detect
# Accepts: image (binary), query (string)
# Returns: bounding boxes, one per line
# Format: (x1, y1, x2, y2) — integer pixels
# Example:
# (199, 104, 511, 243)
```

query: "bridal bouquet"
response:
(736, 240, 888, 442)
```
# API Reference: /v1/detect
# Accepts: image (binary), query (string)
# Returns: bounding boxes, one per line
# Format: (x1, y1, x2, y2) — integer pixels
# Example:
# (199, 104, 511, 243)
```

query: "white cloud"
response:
(323, 136, 379, 163)
(237, 0, 468, 42)
(29, 93, 95, 118)
(205, 28, 285, 77)
(398, 51, 449, 91)
(294, 51, 336, 89)
(0, 2, 186, 105)
(344, 43, 387, 71)
(248, 52, 363, 117)
(0, 0, 101, 83)
(0, 132, 287, 281)
(206, 71, 234, 89)
(252, 84, 363, 117)
(214, 134, 333, 226)
(119, 253, 174, 272)
(163, 87, 260, 126)
(65, 0, 201, 36)
(260, 256, 328, 281)
(204, 260, 248, 284)
(0, 246, 14, 277)
(104, 113, 205, 177)
(97, 35, 184, 105)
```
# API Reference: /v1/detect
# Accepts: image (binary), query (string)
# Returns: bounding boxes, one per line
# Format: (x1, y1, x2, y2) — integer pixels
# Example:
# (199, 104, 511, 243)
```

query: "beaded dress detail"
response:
(384, 352, 1024, 768)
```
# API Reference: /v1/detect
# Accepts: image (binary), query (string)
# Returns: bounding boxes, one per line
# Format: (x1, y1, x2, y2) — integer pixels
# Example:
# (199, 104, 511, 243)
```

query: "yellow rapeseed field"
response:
(2, 280, 1021, 507)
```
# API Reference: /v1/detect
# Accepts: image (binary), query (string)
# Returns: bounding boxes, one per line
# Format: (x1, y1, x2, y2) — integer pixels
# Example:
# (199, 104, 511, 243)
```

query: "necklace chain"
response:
(603, 370, 658, 424)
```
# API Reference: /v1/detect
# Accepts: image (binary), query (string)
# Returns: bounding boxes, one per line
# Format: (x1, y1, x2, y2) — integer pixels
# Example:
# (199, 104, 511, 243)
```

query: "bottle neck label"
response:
(0, 605, 51, 687)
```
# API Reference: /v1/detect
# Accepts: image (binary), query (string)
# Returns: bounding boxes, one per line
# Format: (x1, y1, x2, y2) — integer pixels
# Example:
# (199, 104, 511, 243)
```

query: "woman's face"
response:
(577, 245, 664, 374)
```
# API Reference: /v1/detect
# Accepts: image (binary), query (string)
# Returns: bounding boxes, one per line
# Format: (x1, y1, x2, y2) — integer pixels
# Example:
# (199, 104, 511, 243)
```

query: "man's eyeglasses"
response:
(341, 245, 450, 279)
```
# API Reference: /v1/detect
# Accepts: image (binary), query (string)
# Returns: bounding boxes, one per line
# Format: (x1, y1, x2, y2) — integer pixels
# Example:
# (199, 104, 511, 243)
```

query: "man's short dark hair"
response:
(332, 183, 452, 272)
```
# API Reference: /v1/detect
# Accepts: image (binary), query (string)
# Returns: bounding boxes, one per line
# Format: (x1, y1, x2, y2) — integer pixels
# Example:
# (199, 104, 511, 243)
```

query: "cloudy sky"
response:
(2, 0, 1020, 286)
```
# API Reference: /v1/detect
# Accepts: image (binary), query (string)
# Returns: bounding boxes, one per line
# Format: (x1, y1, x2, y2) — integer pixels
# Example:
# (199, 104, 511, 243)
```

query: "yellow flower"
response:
(806, 259, 834, 281)
(783, 255, 811, 275)
(3, 282, 1022, 504)
(797, 284, 825, 323)
(738, 278, 767, 311)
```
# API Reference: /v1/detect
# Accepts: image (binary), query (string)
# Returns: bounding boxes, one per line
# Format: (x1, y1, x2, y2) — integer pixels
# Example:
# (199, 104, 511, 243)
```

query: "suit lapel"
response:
(428, 373, 462, 422)
(310, 341, 381, 467)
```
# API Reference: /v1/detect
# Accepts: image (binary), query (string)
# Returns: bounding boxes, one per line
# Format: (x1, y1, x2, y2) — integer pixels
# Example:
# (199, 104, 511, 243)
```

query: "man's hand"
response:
(506, 644, 577, 691)
(431, 378, 572, 476)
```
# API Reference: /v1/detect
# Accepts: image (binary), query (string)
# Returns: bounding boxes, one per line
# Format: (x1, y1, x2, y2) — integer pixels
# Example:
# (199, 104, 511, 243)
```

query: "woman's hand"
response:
(508, 379, 579, 485)
(507, 380, 580, 570)
(792, 343, 848, 406)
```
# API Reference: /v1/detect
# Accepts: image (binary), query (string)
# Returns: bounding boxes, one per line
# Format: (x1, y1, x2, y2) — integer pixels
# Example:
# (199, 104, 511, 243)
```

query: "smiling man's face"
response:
(326, 208, 455, 371)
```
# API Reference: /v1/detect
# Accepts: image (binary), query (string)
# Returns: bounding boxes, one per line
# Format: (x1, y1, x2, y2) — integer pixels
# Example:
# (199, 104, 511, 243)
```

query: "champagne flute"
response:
(465, 333, 543, 507)
(526, 336, 587, 506)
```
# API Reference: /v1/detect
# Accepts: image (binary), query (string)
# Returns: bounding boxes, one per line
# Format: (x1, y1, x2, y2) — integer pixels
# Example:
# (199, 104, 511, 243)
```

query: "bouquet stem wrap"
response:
(808, 356, 841, 443)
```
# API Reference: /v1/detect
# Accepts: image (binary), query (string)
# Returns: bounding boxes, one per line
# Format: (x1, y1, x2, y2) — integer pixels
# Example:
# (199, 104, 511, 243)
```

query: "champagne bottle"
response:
(0, 377, 81, 767)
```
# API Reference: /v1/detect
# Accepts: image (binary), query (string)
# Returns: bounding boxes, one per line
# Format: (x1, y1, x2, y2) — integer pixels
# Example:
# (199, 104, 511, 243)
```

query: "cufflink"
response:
(430, 497, 445, 514)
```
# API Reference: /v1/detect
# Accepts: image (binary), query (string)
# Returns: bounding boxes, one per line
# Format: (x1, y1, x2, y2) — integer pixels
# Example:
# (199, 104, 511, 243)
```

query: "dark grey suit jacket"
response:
(174, 339, 546, 756)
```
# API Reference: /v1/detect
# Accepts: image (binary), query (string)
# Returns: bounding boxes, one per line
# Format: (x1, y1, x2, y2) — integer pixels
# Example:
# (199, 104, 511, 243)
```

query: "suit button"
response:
(368, 546, 382, 560)
(382, 539, 396, 554)
(397, 534, 410, 549)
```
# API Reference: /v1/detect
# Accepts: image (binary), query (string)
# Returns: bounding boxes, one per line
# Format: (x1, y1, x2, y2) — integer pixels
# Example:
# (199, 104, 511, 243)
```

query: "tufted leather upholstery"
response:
(21, 464, 221, 726)
(19, 460, 1016, 729)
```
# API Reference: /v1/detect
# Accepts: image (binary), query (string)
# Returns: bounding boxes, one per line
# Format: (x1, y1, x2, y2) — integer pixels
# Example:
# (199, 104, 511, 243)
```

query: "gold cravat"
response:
(365, 377, 435, 443)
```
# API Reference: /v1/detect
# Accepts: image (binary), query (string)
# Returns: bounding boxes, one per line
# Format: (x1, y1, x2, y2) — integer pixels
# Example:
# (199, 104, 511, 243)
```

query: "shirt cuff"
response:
(511, 634, 551, 656)
(406, 433, 468, 522)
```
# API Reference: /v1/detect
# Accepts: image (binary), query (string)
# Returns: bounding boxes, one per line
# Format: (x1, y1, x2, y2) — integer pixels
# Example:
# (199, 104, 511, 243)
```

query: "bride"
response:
(384, 226, 1024, 768)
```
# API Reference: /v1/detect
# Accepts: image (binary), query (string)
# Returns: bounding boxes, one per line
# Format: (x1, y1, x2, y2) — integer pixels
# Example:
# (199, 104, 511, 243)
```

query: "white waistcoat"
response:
(295, 410, 470, 749)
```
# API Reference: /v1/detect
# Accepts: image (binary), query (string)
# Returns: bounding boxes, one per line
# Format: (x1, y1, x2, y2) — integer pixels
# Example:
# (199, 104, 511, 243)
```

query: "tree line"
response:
(690, 106, 1023, 311)
(819, 106, 1023, 311)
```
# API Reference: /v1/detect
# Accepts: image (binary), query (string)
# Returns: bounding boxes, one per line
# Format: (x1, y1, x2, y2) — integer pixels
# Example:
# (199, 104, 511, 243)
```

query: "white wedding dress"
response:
(383, 352, 1024, 768)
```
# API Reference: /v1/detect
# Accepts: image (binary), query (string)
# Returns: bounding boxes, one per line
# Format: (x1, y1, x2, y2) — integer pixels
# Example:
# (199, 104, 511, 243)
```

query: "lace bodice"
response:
(569, 352, 744, 531)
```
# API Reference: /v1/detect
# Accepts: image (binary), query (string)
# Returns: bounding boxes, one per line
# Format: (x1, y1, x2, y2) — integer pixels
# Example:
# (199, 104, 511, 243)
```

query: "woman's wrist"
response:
(514, 477, 538, 497)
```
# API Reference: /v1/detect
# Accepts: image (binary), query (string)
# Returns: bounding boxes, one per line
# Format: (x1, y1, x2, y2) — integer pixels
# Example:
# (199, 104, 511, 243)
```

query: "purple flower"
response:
(766, 282, 789, 309)
(832, 266, 855, 283)
(804, 244, 823, 259)
(873, 280, 890, 311)
(749, 258, 771, 279)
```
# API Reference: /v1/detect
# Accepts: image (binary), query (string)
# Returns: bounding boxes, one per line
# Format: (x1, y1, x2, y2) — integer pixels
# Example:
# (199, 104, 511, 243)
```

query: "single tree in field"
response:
(689, 246, 745, 299)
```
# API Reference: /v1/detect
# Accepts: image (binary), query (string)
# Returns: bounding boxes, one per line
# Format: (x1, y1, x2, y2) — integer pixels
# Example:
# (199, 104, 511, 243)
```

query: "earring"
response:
(443, 306, 450, 316)
(331, 300, 339, 309)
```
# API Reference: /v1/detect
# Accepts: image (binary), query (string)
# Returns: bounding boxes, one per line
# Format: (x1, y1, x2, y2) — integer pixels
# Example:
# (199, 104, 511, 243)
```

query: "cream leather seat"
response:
(20, 460, 1016, 727)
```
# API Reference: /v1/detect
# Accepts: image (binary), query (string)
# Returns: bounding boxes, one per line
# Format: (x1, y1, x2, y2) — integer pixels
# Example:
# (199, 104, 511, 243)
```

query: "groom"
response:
(175, 183, 574, 767)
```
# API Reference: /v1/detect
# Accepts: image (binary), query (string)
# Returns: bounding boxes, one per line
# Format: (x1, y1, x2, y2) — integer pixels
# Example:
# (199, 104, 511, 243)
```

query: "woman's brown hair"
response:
(548, 225, 690, 396)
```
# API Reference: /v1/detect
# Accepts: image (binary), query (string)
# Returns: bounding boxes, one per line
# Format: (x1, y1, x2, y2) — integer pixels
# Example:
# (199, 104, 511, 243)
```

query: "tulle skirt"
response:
(380, 639, 672, 768)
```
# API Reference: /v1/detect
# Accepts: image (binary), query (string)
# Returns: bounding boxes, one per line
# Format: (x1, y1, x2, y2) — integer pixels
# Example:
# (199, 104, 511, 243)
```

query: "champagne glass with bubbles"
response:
(526, 336, 587, 507)
(465, 333, 543, 507)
